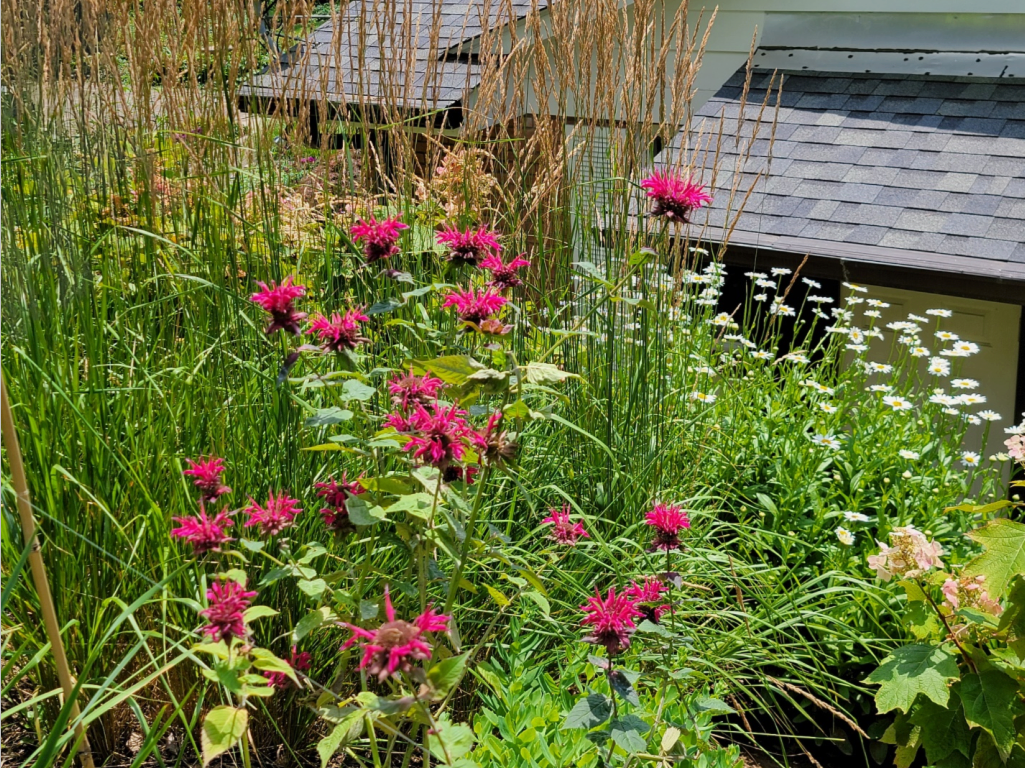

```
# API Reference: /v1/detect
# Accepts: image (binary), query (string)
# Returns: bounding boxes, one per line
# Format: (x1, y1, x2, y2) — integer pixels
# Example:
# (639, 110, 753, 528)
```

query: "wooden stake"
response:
(1, 371, 96, 768)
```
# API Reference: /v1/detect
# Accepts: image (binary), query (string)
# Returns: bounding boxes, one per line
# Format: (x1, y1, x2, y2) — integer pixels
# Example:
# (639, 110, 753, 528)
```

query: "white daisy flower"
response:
(868, 384, 892, 393)
(846, 296, 866, 306)
(813, 308, 830, 319)
(865, 329, 884, 340)
(886, 321, 915, 332)
(928, 357, 951, 376)
(811, 434, 843, 450)
(695, 299, 718, 306)
(843, 511, 871, 523)
(951, 379, 979, 389)
(960, 451, 981, 467)
(864, 310, 882, 318)
(819, 403, 838, 413)
(843, 282, 868, 293)
(930, 394, 959, 406)
(882, 396, 913, 411)
(785, 352, 810, 364)
(770, 303, 796, 317)
(808, 295, 835, 304)
(846, 344, 869, 352)
(835, 527, 855, 546)
(868, 362, 893, 373)
(753, 293, 769, 302)
(945, 341, 980, 357)
(848, 329, 865, 344)
(688, 273, 710, 284)
(750, 350, 773, 360)
(825, 325, 850, 335)
(802, 380, 835, 395)
(745, 271, 768, 279)
(755, 279, 775, 289)
(899, 449, 920, 460)
(772, 267, 792, 276)
(910, 346, 930, 357)
(958, 393, 987, 406)
(935, 330, 959, 341)
(926, 308, 953, 317)
(978, 410, 1001, 422)
(709, 312, 732, 327)
(831, 308, 854, 320)
(866, 300, 889, 308)
(968, 416, 983, 425)
(690, 391, 717, 404)
(898, 335, 919, 346)
(943, 407, 960, 415)
(802, 278, 821, 288)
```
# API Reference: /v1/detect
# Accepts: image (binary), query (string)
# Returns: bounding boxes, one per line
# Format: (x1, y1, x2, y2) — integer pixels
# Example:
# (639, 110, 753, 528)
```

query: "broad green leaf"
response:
(958, 670, 1024, 759)
(193, 641, 230, 659)
(965, 519, 1025, 600)
(693, 697, 734, 714)
(293, 607, 333, 643)
(215, 665, 243, 694)
(908, 694, 971, 766)
(521, 362, 578, 385)
(201, 705, 248, 765)
(564, 694, 612, 730)
(241, 605, 278, 622)
(609, 714, 649, 753)
(341, 379, 377, 402)
(485, 585, 510, 607)
(298, 578, 328, 600)
(998, 576, 1025, 660)
(428, 653, 469, 696)
(521, 590, 551, 616)
(425, 716, 475, 764)
(304, 407, 353, 427)
(317, 710, 365, 768)
(609, 670, 640, 707)
(251, 648, 299, 684)
(864, 644, 958, 713)
(411, 355, 484, 386)
(346, 494, 387, 526)
(359, 475, 415, 495)
(503, 399, 544, 421)
(387, 492, 437, 520)
(367, 297, 404, 315)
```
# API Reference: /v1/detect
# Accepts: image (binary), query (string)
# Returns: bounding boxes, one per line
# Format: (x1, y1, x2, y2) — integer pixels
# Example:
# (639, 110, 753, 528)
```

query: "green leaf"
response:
(366, 297, 404, 315)
(317, 709, 365, 768)
(609, 670, 640, 707)
(201, 705, 248, 765)
(425, 716, 475, 765)
(864, 644, 959, 713)
(520, 362, 578, 385)
(193, 641, 230, 659)
(965, 519, 1025, 600)
(241, 605, 278, 622)
(908, 693, 972, 765)
(215, 665, 243, 694)
(998, 576, 1025, 660)
(411, 355, 484, 386)
(298, 578, 327, 600)
(958, 670, 1025, 759)
(359, 599, 379, 620)
(503, 399, 545, 421)
(387, 492, 437, 521)
(428, 653, 469, 696)
(609, 714, 649, 753)
(484, 585, 510, 607)
(251, 648, 299, 685)
(340, 379, 377, 402)
(693, 697, 734, 714)
(293, 607, 332, 643)
(346, 494, 387, 526)
(304, 407, 354, 427)
(564, 694, 612, 730)
(521, 590, 551, 616)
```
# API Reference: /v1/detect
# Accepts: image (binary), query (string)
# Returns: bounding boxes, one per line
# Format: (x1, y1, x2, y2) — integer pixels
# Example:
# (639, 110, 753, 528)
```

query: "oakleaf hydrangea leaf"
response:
(964, 519, 1025, 600)
(863, 644, 958, 713)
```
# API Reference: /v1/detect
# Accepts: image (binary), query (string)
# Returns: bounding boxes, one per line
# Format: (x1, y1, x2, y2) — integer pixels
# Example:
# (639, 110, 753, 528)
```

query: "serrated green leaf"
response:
(564, 694, 612, 730)
(293, 607, 332, 643)
(341, 379, 377, 402)
(521, 590, 551, 616)
(411, 355, 484, 386)
(864, 644, 959, 713)
(965, 519, 1025, 600)
(521, 362, 578, 385)
(693, 697, 734, 714)
(609, 670, 640, 707)
(346, 494, 387, 526)
(485, 584, 510, 607)
(304, 407, 354, 427)
(428, 653, 469, 696)
(958, 670, 1024, 759)
(908, 693, 972, 765)
(241, 605, 278, 622)
(609, 714, 649, 753)
(317, 710, 365, 768)
(251, 648, 299, 684)
(298, 578, 327, 600)
(201, 705, 248, 765)
(425, 716, 475, 764)
(387, 492, 437, 520)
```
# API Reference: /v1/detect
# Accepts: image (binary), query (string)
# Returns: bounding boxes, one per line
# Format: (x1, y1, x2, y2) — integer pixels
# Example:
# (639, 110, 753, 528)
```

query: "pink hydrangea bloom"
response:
(1006, 434, 1025, 462)
(171, 502, 234, 555)
(243, 491, 303, 536)
(480, 254, 531, 290)
(251, 276, 307, 335)
(645, 503, 691, 551)
(388, 369, 445, 410)
(315, 473, 364, 532)
(625, 577, 671, 623)
(442, 287, 508, 326)
(183, 457, 232, 501)
(341, 586, 449, 682)
(436, 225, 502, 266)
(941, 578, 960, 609)
(199, 579, 257, 642)
(402, 403, 477, 468)
(264, 646, 312, 689)
(541, 504, 589, 545)
(868, 525, 944, 582)
(640, 171, 712, 222)
(306, 309, 370, 353)
(351, 216, 408, 263)
(580, 587, 643, 656)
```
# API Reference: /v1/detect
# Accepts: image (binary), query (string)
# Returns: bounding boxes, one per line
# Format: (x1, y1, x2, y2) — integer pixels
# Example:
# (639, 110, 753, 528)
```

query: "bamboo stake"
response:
(1, 371, 96, 768)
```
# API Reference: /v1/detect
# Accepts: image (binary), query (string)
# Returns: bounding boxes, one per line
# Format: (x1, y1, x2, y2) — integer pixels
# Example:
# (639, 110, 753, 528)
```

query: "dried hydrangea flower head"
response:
(250, 276, 307, 335)
(350, 216, 408, 263)
(480, 254, 531, 290)
(243, 491, 303, 537)
(315, 473, 364, 533)
(182, 456, 232, 502)
(541, 504, 589, 545)
(580, 587, 643, 656)
(264, 646, 312, 689)
(341, 586, 449, 683)
(199, 579, 257, 642)
(941, 574, 1002, 616)
(442, 287, 508, 327)
(868, 525, 944, 582)
(306, 309, 370, 353)
(625, 577, 670, 624)
(388, 369, 445, 410)
(171, 501, 234, 555)
(645, 503, 691, 551)
(640, 171, 712, 222)
(436, 225, 502, 266)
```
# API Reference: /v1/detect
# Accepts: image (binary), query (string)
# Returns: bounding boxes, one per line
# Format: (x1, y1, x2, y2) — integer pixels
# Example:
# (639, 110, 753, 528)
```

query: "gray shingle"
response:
(986, 219, 1024, 242)
(940, 214, 993, 237)
(894, 210, 948, 232)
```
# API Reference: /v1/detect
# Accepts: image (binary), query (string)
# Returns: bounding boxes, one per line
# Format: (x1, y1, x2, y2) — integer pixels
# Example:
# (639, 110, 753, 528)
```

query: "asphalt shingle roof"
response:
(239, 0, 546, 110)
(658, 67, 1025, 282)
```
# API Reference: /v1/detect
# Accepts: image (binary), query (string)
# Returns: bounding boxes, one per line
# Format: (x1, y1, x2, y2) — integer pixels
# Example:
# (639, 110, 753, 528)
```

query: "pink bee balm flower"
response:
(350, 216, 408, 263)
(625, 577, 670, 624)
(341, 586, 449, 682)
(315, 473, 364, 533)
(480, 254, 531, 290)
(306, 309, 370, 353)
(644, 503, 691, 551)
(403, 403, 476, 468)
(442, 287, 508, 326)
(580, 587, 643, 656)
(199, 579, 257, 642)
(388, 369, 445, 410)
(640, 171, 712, 223)
(541, 504, 589, 545)
(436, 225, 502, 266)
(182, 457, 232, 501)
(250, 276, 307, 335)
(243, 491, 303, 536)
(264, 646, 312, 689)
(473, 411, 519, 465)
(171, 502, 234, 555)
